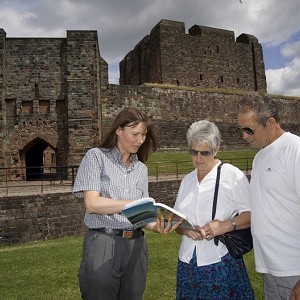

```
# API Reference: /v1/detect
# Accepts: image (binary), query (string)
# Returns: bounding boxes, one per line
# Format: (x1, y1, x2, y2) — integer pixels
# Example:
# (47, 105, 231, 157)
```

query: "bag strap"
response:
(211, 162, 223, 220)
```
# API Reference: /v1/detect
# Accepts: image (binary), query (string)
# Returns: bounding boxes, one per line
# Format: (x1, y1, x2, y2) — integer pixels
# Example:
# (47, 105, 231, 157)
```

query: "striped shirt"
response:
(73, 147, 149, 229)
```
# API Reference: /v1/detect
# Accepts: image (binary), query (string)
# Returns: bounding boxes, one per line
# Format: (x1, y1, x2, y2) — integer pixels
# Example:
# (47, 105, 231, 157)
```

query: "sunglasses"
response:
(188, 149, 213, 156)
(239, 127, 256, 135)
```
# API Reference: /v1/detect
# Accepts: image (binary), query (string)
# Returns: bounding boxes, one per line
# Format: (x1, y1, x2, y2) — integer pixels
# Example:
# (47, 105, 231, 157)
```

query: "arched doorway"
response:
(23, 138, 56, 180)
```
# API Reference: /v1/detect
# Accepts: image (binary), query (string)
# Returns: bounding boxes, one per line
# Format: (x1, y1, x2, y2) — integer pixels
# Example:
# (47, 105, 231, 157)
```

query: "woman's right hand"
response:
(177, 225, 205, 240)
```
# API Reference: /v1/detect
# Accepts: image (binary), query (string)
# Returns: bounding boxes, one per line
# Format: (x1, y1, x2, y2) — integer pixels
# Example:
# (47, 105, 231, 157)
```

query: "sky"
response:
(1, 0, 300, 97)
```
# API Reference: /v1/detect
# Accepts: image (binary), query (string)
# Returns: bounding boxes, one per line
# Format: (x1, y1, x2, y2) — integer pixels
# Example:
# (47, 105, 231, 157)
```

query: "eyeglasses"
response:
(188, 149, 213, 156)
(238, 127, 256, 135)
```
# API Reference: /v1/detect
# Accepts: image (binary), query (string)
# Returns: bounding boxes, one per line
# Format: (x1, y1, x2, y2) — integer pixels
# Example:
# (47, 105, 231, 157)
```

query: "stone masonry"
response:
(0, 180, 180, 245)
(0, 19, 299, 180)
(120, 19, 266, 92)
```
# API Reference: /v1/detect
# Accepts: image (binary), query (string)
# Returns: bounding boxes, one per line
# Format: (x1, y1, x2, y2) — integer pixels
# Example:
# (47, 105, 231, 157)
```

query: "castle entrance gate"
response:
(22, 138, 56, 180)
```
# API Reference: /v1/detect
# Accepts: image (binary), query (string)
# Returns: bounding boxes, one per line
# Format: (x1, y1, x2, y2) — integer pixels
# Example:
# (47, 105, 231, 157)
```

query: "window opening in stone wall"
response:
(217, 45, 219, 53)
(39, 100, 50, 114)
(35, 83, 39, 98)
(219, 76, 224, 83)
(200, 74, 203, 80)
(237, 78, 240, 84)
(56, 99, 66, 114)
(5, 99, 17, 118)
(22, 101, 33, 114)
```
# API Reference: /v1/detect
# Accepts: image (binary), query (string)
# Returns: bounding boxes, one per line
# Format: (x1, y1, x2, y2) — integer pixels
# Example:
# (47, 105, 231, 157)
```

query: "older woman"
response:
(174, 120, 254, 300)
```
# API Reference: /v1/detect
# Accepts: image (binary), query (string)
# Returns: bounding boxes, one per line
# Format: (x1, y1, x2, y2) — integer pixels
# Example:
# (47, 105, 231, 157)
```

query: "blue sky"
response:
(1, 0, 300, 96)
(263, 45, 291, 70)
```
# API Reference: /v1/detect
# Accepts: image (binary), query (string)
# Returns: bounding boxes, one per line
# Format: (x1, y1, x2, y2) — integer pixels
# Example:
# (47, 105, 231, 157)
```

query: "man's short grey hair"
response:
(186, 120, 221, 150)
(237, 92, 280, 126)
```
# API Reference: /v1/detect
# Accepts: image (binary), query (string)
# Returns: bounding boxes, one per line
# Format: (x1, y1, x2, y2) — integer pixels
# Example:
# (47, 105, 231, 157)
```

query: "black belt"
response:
(89, 228, 144, 239)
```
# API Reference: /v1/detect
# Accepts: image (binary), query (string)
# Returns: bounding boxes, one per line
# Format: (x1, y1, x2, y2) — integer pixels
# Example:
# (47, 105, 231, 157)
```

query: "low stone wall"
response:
(0, 180, 181, 246)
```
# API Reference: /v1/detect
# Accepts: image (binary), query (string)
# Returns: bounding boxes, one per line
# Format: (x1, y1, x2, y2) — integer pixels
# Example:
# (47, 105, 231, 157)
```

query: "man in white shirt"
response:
(237, 93, 300, 300)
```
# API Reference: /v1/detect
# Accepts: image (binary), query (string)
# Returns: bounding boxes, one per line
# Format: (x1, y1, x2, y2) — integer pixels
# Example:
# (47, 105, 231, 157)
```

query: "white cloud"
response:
(281, 40, 300, 58)
(266, 57, 300, 96)
(1, 0, 300, 96)
(266, 38, 300, 96)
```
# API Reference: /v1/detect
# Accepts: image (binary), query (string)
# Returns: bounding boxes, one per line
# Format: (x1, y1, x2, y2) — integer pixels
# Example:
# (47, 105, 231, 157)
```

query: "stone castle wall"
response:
(0, 20, 299, 174)
(0, 180, 180, 246)
(0, 29, 108, 169)
(2, 34, 69, 170)
(102, 85, 300, 151)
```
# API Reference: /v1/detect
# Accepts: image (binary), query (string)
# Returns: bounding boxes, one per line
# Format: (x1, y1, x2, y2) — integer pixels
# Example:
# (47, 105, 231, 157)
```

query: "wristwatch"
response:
(230, 218, 237, 231)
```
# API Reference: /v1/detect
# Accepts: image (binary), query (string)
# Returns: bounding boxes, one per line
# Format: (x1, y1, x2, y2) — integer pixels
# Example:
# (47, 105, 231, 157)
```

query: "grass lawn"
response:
(1, 150, 261, 299)
(0, 232, 263, 299)
(148, 150, 257, 162)
(146, 150, 257, 177)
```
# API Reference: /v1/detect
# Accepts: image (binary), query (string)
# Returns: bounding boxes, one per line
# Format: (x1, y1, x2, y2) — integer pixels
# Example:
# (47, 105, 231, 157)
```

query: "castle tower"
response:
(0, 29, 107, 179)
(120, 19, 266, 92)
(66, 30, 104, 165)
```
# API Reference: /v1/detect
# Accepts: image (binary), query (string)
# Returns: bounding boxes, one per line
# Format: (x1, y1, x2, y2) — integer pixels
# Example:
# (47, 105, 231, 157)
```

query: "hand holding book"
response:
(149, 214, 182, 234)
(122, 197, 195, 230)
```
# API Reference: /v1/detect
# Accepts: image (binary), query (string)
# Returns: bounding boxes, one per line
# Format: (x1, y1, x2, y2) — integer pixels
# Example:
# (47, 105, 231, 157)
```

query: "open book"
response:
(122, 197, 195, 229)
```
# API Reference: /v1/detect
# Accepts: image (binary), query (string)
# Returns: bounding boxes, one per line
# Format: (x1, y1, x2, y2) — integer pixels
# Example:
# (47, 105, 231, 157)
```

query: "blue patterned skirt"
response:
(176, 250, 255, 300)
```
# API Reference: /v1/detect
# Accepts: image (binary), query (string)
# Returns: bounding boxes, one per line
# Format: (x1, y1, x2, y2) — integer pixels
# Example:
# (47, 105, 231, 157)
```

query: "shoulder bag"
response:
(212, 163, 253, 259)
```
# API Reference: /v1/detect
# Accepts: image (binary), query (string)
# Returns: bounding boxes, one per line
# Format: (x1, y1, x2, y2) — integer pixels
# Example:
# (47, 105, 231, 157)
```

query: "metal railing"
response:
(0, 166, 78, 196)
(0, 158, 253, 195)
(147, 157, 253, 180)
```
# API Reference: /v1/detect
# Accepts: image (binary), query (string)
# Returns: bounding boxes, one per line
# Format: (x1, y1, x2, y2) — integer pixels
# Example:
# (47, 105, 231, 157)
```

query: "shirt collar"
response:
(109, 147, 138, 167)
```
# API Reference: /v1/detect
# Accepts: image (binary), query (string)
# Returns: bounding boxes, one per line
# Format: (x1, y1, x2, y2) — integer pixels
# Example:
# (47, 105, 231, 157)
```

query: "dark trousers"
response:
(79, 230, 148, 300)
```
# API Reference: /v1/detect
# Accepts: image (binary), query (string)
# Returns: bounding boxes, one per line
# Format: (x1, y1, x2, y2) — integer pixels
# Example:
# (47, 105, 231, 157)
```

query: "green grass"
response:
(148, 150, 257, 162)
(147, 150, 257, 177)
(0, 237, 82, 299)
(0, 150, 260, 299)
(0, 232, 263, 299)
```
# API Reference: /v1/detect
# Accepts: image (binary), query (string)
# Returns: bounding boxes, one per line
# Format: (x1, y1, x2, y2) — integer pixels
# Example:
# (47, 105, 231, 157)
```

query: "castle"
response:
(0, 19, 299, 180)
(120, 20, 266, 91)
